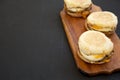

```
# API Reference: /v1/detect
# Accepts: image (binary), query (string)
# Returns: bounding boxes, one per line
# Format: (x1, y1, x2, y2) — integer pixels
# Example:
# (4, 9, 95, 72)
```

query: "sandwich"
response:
(86, 11, 118, 35)
(64, 0, 92, 18)
(78, 31, 114, 64)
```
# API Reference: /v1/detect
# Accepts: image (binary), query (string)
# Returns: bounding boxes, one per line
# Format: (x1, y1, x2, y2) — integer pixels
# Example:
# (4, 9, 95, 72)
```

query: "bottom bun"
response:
(77, 50, 113, 64)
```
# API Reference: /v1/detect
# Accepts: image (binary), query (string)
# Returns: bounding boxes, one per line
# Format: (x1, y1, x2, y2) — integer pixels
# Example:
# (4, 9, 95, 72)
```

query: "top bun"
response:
(87, 11, 118, 32)
(64, 0, 92, 12)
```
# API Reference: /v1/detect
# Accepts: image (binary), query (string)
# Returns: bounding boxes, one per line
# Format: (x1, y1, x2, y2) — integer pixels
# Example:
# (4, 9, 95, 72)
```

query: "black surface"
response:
(0, 0, 120, 80)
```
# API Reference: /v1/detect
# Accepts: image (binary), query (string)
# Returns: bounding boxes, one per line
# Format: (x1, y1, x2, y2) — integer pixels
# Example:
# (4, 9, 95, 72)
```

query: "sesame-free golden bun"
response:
(64, 0, 92, 18)
(86, 11, 118, 35)
(78, 31, 114, 64)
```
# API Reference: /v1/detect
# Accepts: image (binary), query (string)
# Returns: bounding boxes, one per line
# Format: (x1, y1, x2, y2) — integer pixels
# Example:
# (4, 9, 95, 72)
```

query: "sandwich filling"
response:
(64, 4, 91, 18)
(78, 50, 113, 64)
(85, 23, 115, 35)
(86, 22, 116, 32)
(79, 48, 113, 62)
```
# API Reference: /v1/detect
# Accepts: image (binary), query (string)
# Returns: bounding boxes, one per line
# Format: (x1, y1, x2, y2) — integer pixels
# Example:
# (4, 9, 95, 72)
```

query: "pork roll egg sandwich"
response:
(86, 11, 118, 35)
(64, 0, 92, 18)
(78, 31, 114, 64)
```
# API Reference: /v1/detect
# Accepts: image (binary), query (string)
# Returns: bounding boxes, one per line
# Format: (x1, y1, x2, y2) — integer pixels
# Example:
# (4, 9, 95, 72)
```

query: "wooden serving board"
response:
(60, 4, 120, 76)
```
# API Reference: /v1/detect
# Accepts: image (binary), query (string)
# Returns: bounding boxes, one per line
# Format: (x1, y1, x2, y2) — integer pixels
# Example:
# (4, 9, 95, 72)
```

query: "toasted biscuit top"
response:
(78, 31, 113, 55)
(64, 0, 92, 11)
(83, 31, 106, 47)
(87, 11, 118, 31)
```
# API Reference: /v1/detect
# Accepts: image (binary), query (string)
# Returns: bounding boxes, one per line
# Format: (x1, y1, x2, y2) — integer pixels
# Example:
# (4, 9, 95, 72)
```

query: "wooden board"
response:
(60, 4, 120, 76)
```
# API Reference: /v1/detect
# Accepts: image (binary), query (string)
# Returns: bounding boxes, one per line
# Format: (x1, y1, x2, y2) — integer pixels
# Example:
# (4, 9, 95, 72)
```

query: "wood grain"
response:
(60, 4, 120, 76)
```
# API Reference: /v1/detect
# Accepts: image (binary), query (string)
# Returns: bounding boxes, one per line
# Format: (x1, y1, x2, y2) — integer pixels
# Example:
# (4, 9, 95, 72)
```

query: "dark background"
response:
(0, 0, 120, 80)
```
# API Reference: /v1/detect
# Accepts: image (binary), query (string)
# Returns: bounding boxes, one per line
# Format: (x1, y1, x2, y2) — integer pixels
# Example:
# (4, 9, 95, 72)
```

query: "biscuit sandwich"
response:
(86, 11, 118, 35)
(64, 0, 92, 18)
(78, 31, 114, 64)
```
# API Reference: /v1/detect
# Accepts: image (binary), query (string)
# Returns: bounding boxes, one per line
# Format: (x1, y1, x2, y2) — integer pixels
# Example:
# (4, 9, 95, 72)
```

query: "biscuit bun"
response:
(86, 11, 118, 35)
(78, 31, 114, 64)
(64, 0, 92, 18)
